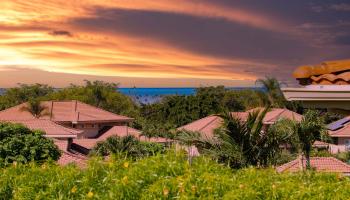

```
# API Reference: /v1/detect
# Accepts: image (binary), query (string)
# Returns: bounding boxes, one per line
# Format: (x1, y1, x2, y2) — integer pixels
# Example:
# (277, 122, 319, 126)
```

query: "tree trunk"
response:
(305, 145, 311, 170)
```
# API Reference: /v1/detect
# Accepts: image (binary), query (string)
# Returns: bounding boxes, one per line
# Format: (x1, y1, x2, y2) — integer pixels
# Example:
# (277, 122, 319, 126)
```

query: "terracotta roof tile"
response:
(293, 59, 350, 79)
(236, 108, 302, 124)
(0, 119, 80, 138)
(57, 151, 87, 168)
(73, 126, 171, 150)
(41, 100, 133, 123)
(177, 115, 223, 138)
(277, 157, 350, 173)
(329, 123, 350, 137)
(178, 108, 301, 139)
(0, 101, 133, 123)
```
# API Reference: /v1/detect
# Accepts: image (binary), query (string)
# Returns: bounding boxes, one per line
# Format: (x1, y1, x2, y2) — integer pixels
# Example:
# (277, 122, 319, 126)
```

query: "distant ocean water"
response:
(118, 87, 263, 104)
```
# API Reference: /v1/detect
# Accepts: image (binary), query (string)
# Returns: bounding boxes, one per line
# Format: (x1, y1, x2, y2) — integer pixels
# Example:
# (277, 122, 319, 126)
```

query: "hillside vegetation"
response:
(1, 153, 350, 200)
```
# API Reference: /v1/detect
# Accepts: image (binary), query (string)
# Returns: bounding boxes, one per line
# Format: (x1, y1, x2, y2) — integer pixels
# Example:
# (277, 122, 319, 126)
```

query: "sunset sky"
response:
(0, 0, 349, 87)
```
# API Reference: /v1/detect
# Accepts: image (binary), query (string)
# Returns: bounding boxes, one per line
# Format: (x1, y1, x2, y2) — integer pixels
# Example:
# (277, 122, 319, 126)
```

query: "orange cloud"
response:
(0, 0, 293, 86)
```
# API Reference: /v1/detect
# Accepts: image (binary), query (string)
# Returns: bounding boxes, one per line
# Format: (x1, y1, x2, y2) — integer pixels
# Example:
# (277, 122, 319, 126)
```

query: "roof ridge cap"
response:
(198, 115, 221, 132)
(76, 101, 132, 120)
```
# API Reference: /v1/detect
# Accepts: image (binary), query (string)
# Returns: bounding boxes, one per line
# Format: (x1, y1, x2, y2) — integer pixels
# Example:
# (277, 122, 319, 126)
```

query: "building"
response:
(177, 108, 302, 139)
(325, 117, 350, 153)
(282, 59, 350, 113)
(0, 100, 169, 166)
(277, 157, 350, 175)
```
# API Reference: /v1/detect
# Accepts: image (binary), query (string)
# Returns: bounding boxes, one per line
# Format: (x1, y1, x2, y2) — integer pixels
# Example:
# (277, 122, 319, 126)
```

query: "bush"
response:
(1, 152, 350, 199)
(0, 123, 61, 167)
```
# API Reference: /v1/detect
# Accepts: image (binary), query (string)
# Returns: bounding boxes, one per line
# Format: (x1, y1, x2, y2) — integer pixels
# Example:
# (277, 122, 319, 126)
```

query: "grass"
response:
(1, 152, 350, 199)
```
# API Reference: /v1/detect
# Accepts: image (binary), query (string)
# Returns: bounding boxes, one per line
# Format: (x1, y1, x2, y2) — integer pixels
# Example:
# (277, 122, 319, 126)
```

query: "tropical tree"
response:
(0, 123, 61, 166)
(256, 77, 286, 108)
(272, 110, 328, 169)
(91, 135, 163, 158)
(177, 108, 290, 168)
(19, 98, 50, 118)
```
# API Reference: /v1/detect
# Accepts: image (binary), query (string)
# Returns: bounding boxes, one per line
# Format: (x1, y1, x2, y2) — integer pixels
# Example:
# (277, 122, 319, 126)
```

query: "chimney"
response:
(67, 138, 73, 151)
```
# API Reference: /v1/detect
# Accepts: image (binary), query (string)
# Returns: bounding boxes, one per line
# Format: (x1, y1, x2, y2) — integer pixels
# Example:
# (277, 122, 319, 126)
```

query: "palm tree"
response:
(273, 110, 328, 169)
(256, 77, 286, 108)
(91, 135, 142, 157)
(20, 98, 50, 118)
(177, 107, 289, 168)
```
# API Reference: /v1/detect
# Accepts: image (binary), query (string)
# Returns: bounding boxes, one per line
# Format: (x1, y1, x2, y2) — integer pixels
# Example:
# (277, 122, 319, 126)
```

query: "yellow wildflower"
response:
(122, 176, 128, 185)
(71, 186, 77, 193)
(239, 184, 244, 189)
(272, 184, 276, 189)
(191, 185, 196, 192)
(87, 191, 94, 198)
(123, 162, 129, 168)
(163, 188, 169, 196)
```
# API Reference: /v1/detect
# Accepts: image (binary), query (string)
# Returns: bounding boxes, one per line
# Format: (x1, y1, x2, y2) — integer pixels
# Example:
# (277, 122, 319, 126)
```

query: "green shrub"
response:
(0, 123, 61, 167)
(1, 152, 350, 199)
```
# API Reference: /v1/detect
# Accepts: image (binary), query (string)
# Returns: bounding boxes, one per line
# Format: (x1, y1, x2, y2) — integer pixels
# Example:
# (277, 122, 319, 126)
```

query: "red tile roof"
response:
(57, 151, 87, 168)
(41, 100, 133, 123)
(0, 100, 133, 123)
(73, 126, 171, 150)
(1, 119, 81, 138)
(178, 108, 301, 138)
(293, 59, 350, 79)
(243, 108, 302, 124)
(54, 140, 87, 167)
(277, 157, 350, 173)
(329, 123, 350, 137)
(177, 115, 223, 138)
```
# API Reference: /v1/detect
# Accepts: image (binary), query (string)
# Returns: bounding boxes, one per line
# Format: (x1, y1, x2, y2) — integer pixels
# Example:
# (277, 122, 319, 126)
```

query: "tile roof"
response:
(178, 108, 301, 139)
(0, 119, 80, 138)
(293, 59, 350, 79)
(57, 151, 87, 168)
(329, 122, 350, 137)
(177, 115, 223, 138)
(244, 108, 302, 124)
(41, 100, 133, 123)
(327, 117, 350, 131)
(277, 157, 350, 173)
(73, 126, 171, 150)
(0, 100, 133, 123)
(54, 140, 87, 167)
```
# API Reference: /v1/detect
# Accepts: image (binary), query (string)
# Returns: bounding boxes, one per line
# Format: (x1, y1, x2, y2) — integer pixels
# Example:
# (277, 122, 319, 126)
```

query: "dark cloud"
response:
(49, 30, 73, 37)
(72, 7, 315, 66)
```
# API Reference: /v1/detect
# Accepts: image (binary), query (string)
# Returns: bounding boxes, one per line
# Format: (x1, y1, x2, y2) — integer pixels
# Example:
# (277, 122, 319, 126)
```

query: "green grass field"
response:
(1, 153, 350, 200)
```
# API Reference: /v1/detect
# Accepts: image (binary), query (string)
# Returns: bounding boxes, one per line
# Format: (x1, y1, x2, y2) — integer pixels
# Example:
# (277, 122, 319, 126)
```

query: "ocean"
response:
(118, 87, 263, 104)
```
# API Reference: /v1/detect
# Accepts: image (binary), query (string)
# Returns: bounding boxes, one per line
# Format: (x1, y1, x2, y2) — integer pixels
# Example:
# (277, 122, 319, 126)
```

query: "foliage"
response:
(0, 123, 61, 167)
(46, 80, 139, 118)
(177, 108, 292, 168)
(19, 98, 50, 118)
(91, 135, 164, 158)
(1, 153, 350, 199)
(0, 84, 54, 110)
(256, 77, 286, 107)
(273, 110, 329, 169)
(141, 86, 267, 128)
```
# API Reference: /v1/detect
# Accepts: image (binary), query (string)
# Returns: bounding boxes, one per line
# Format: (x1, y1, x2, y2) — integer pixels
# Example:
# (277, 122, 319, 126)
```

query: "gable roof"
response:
(329, 123, 350, 137)
(41, 100, 133, 123)
(177, 115, 223, 138)
(0, 119, 81, 138)
(178, 108, 302, 139)
(0, 100, 133, 123)
(244, 108, 302, 124)
(73, 126, 171, 150)
(327, 117, 350, 131)
(277, 157, 350, 173)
